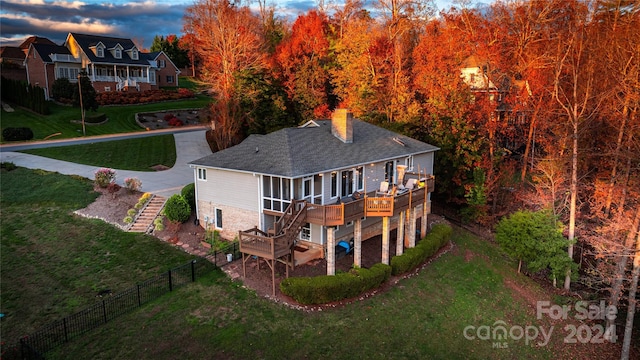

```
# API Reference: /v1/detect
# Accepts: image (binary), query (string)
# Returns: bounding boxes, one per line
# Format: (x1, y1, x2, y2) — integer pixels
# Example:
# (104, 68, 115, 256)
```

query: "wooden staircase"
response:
(128, 195, 166, 233)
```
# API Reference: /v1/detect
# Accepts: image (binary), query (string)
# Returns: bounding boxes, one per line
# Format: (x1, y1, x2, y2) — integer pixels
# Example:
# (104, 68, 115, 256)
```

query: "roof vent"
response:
(393, 137, 406, 146)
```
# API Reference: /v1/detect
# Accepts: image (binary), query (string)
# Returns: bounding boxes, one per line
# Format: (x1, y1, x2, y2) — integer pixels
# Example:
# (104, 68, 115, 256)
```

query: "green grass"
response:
(0, 94, 211, 142)
(2, 169, 559, 359)
(50, 235, 553, 359)
(0, 168, 197, 343)
(20, 135, 177, 171)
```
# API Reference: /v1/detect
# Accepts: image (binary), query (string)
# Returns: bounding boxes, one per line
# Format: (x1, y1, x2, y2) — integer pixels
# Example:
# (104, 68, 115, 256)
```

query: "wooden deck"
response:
(305, 176, 435, 225)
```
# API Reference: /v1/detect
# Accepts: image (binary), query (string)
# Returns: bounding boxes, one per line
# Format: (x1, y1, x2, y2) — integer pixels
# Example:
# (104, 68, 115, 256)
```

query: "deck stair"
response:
(239, 200, 307, 295)
(128, 195, 166, 233)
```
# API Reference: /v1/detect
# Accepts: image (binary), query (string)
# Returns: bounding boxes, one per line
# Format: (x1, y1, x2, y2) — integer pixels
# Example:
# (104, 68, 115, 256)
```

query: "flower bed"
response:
(96, 88, 194, 106)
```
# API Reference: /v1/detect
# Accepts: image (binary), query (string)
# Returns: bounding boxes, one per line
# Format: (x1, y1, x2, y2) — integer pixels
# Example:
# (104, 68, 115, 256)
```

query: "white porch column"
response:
(409, 207, 417, 248)
(421, 201, 430, 238)
(91, 64, 95, 81)
(126, 65, 130, 80)
(382, 217, 390, 265)
(354, 218, 362, 267)
(396, 211, 405, 256)
(113, 65, 116, 81)
(326, 227, 336, 275)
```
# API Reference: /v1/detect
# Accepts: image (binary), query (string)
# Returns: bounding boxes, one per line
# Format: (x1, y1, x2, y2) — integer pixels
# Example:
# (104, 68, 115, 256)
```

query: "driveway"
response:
(0, 127, 212, 198)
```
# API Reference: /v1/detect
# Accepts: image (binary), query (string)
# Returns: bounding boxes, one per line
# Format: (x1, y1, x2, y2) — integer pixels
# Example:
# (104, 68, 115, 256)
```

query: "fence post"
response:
(137, 284, 141, 306)
(103, 300, 108, 324)
(63, 317, 69, 343)
(168, 269, 173, 292)
(191, 260, 196, 282)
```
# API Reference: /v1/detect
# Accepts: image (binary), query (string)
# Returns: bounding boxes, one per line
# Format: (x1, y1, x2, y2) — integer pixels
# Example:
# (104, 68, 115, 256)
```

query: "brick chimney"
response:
(331, 109, 353, 143)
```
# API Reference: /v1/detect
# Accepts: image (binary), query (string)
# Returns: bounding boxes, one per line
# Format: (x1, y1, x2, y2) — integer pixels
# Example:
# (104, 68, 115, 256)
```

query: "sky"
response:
(0, 0, 470, 49)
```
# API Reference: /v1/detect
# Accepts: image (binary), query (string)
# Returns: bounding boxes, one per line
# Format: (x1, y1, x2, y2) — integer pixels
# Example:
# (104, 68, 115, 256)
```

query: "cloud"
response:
(0, 0, 187, 47)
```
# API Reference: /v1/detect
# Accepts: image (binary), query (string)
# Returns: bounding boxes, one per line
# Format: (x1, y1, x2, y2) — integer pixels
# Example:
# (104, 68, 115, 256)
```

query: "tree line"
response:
(175, 1, 638, 356)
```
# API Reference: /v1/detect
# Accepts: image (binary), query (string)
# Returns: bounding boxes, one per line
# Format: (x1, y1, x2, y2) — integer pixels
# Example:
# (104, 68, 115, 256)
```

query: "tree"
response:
(72, 72, 98, 112)
(51, 78, 74, 101)
(150, 35, 189, 68)
(275, 10, 332, 121)
(183, 0, 267, 98)
(496, 209, 577, 286)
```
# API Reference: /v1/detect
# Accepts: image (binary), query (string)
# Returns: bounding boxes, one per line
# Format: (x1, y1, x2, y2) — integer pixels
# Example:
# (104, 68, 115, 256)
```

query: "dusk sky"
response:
(1, 0, 472, 48)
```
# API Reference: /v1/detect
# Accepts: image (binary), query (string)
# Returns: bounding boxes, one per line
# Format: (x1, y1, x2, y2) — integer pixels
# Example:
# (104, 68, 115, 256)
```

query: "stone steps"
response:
(128, 195, 166, 233)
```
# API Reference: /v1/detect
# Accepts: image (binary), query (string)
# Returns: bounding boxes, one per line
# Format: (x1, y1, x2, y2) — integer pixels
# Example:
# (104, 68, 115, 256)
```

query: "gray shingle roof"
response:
(189, 120, 439, 178)
(69, 33, 152, 66)
(31, 43, 71, 62)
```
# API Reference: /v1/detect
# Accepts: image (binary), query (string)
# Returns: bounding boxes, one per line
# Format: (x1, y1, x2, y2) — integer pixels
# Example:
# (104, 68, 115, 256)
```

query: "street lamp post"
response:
(77, 74, 86, 136)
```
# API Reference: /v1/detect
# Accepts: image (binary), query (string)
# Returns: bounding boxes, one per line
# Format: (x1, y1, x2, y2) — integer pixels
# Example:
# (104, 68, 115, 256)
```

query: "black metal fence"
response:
(10, 259, 214, 360)
(209, 241, 241, 267)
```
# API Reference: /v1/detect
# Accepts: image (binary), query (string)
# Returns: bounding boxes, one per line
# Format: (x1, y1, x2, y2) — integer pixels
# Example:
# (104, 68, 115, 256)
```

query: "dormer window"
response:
(132, 49, 138, 60)
(97, 47, 104, 57)
(115, 49, 122, 59)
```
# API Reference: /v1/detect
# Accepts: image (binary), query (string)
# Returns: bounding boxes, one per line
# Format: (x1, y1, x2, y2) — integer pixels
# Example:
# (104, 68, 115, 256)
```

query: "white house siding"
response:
(195, 168, 261, 240)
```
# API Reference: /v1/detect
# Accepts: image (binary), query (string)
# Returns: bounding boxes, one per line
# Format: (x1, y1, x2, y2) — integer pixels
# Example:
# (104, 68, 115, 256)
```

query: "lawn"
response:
(46, 228, 555, 360)
(5, 169, 621, 360)
(0, 167, 197, 344)
(0, 92, 211, 142)
(20, 135, 177, 171)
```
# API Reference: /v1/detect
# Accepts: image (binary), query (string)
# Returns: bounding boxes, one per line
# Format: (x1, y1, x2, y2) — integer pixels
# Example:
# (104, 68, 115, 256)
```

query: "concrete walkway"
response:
(0, 128, 212, 198)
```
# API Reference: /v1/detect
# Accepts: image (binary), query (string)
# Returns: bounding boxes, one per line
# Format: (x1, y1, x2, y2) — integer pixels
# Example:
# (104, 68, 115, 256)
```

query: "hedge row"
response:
(1, 76, 49, 114)
(280, 263, 391, 305)
(390, 223, 452, 275)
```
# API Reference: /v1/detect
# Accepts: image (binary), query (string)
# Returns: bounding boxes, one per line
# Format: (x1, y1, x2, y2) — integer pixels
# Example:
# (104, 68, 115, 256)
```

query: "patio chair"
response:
(376, 181, 390, 196)
(405, 178, 417, 190)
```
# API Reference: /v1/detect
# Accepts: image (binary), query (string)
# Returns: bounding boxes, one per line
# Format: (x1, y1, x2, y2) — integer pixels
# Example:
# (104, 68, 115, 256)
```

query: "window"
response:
(262, 176, 291, 212)
(341, 170, 353, 197)
(198, 168, 207, 180)
(166, 75, 174, 83)
(132, 50, 138, 60)
(57, 67, 79, 80)
(330, 172, 338, 198)
(97, 47, 104, 57)
(405, 156, 414, 171)
(356, 166, 364, 191)
(115, 49, 122, 59)
(158, 59, 166, 68)
(385, 161, 395, 184)
(300, 223, 311, 241)
(215, 208, 223, 229)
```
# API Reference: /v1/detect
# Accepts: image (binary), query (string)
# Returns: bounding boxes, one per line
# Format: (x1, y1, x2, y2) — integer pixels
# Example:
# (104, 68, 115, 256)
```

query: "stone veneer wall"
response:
(198, 201, 259, 241)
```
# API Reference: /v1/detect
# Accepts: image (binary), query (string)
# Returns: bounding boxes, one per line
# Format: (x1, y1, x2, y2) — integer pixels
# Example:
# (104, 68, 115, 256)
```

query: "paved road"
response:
(0, 127, 212, 198)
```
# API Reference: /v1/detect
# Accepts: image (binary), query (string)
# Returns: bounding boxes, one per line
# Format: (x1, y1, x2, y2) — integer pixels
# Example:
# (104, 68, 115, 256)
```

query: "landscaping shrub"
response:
(1, 162, 17, 171)
(2, 127, 34, 142)
(85, 112, 107, 124)
(51, 77, 75, 101)
(96, 89, 195, 106)
(164, 194, 190, 223)
(94, 168, 116, 188)
(0, 76, 49, 114)
(390, 223, 452, 275)
(280, 263, 391, 304)
(181, 183, 195, 211)
(124, 177, 142, 192)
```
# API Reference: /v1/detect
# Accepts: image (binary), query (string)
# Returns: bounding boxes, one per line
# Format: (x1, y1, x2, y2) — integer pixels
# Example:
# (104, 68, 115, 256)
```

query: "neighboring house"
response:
(23, 32, 180, 99)
(189, 109, 438, 292)
(1, 36, 56, 81)
(460, 54, 532, 151)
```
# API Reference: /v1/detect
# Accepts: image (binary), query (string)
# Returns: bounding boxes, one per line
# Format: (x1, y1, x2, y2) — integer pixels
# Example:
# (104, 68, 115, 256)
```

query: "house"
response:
(23, 33, 180, 99)
(1, 36, 56, 81)
(189, 109, 438, 294)
(460, 54, 533, 151)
